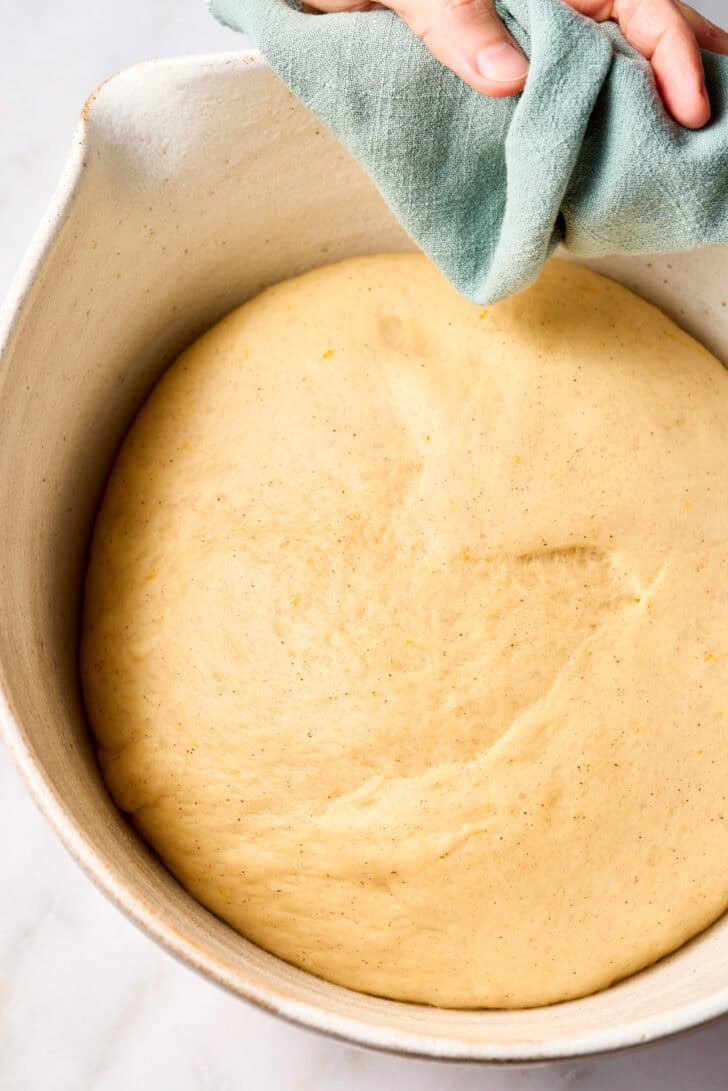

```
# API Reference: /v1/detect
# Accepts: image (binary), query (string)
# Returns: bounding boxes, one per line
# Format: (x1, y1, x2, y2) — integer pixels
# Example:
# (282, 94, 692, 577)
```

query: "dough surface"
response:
(82, 254, 728, 1009)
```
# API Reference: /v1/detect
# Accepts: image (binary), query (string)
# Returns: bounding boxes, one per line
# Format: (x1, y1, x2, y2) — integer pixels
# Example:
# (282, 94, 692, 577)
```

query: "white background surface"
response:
(1, 2, 727, 1088)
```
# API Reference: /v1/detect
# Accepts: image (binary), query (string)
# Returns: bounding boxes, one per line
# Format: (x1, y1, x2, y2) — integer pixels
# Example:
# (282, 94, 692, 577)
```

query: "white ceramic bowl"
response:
(1, 51, 727, 1063)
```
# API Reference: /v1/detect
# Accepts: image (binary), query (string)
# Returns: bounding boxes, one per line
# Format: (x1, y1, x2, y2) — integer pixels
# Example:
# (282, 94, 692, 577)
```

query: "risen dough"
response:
(82, 255, 728, 1009)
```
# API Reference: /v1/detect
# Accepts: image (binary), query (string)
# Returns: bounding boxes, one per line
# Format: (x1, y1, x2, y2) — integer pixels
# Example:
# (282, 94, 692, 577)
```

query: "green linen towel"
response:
(210, 0, 728, 303)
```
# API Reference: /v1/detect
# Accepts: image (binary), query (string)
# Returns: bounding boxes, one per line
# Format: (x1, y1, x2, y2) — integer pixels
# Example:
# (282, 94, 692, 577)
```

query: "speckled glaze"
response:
(0, 51, 727, 1063)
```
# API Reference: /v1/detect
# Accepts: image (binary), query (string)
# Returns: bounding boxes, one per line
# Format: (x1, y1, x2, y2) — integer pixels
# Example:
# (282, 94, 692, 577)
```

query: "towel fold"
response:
(210, 0, 728, 302)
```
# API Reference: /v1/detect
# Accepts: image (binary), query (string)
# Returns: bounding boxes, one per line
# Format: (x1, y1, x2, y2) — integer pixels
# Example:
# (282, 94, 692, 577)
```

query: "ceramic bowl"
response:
(1, 51, 727, 1063)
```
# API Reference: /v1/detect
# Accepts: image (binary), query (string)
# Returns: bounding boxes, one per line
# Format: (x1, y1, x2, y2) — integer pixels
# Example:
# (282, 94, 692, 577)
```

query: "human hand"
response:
(303, 0, 728, 129)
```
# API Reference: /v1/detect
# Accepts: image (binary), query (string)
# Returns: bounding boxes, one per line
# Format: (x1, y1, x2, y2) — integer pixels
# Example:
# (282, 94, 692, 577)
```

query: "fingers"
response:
(566, 0, 719, 128)
(305, 0, 529, 96)
(396, 0, 529, 95)
(306, 0, 728, 123)
(620, 0, 710, 128)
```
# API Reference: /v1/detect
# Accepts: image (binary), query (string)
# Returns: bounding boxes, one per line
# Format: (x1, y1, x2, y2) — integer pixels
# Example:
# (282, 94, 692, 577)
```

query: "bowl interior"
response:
(1, 53, 727, 1061)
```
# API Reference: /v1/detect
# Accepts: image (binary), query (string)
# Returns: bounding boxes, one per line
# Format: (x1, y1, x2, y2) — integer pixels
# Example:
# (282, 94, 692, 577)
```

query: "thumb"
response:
(396, 0, 529, 96)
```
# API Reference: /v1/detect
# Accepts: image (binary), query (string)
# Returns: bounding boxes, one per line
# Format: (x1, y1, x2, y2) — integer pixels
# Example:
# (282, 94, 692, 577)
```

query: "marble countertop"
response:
(2, 2, 727, 1087)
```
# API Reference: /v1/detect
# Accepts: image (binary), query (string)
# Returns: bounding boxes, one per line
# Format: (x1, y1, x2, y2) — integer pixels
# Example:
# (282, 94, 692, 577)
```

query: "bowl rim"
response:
(2, 49, 728, 1064)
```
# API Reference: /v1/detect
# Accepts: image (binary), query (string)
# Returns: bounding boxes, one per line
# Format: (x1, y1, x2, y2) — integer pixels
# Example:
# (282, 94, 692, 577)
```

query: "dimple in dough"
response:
(82, 254, 728, 1009)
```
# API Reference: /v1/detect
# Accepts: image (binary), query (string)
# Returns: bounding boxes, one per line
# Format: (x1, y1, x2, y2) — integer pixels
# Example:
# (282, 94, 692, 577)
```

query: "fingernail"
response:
(476, 42, 529, 83)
